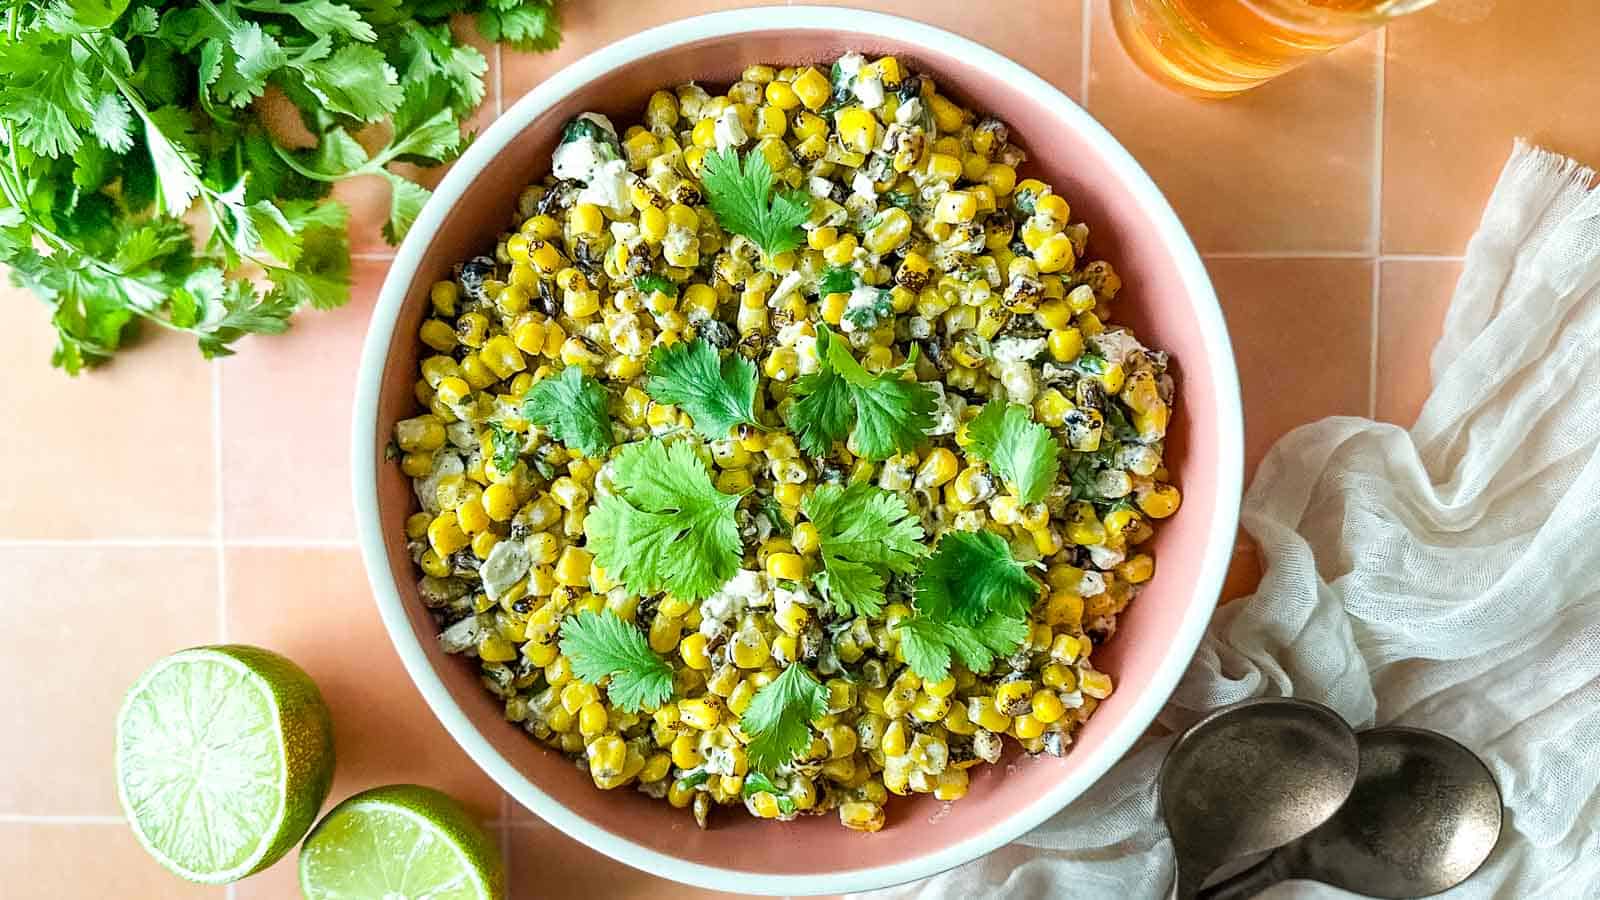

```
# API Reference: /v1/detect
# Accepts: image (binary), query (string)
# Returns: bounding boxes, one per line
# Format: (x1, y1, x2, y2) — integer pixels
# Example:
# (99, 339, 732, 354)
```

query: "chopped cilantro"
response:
(742, 772, 797, 815)
(965, 403, 1061, 505)
(788, 325, 935, 460)
(700, 148, 812, 258)
(521, 365, 613, 458)
(645, 339, 761, 441)
(558, 610, 674, 712)
(801, 480, 928, 618)
(818, 265, 857, 295)
(584, 439, 745, 601)
(898, 530, 1039, 682)
(740, 663, 828, 773)
(633, 273, 678, 297)
(486, 421, 523, 475)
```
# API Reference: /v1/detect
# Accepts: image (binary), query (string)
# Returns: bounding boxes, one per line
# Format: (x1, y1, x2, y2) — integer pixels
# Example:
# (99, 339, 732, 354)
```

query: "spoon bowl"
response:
(1160, 698, 1362, 899)
(1201, 726, 1504, 900)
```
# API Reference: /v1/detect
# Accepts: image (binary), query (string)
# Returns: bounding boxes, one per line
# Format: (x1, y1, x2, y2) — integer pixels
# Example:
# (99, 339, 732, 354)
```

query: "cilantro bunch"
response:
(0, 0, 560, 373)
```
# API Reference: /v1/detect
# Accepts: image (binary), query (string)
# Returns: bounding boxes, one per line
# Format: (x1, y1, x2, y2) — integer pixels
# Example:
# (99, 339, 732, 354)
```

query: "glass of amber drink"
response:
(1111, 0, 1438, 98)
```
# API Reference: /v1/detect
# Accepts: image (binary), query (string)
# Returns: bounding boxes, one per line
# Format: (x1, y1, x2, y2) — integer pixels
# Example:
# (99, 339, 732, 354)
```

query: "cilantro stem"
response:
(268, 136, 404, 183)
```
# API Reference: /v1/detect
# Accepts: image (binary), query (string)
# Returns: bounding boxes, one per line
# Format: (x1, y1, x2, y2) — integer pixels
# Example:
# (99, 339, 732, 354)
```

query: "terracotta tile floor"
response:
(2, 1, 1593, 897)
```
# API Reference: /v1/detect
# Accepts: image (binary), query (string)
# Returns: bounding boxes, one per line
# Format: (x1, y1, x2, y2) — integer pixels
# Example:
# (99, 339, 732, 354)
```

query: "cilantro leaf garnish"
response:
(817, 265, 857, 295)
(558, 609, 675, 713)
(700, 147, 811, 258)
(740, 663, 828, 773)
(965, 403, 1062, 505)
(789, 325, 935, 460)
(521, 366, 613, 458)
(585, 439, 745, 601)
(801, 480, 928, 617)
(645, 339, 760, 440)
(742, 772, 797, 815)
(633, 273, 678, 297)
(898, 530, 1040, 682)
(486, 421, 522, 474)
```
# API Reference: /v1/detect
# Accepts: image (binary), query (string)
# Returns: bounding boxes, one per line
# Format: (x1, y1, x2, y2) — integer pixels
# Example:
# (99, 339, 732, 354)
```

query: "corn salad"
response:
(394, 54, 1179, 832)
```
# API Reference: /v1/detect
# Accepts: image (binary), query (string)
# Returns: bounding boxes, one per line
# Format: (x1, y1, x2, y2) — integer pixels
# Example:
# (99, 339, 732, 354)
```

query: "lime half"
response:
(116, 645, 335, 883)
(299, 784, 505, 900)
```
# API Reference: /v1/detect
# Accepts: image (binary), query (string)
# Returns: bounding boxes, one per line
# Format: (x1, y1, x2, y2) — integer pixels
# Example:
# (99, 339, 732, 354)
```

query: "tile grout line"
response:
(495, 45, 505, 118)
(352, 251, 398, 261)
(1080, 0, 1093, 106)
(0, 814, 127, 825)
(0, 538, 360, 549)
(1369, 262, 1382, 419)
(212, 362, 229, 643)
(1367, 28, 1388, 419)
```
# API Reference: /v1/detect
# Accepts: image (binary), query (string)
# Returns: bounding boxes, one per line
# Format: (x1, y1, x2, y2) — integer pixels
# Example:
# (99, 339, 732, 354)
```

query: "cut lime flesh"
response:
(299, 785, 504, 900)
(116, 645, 334, 884)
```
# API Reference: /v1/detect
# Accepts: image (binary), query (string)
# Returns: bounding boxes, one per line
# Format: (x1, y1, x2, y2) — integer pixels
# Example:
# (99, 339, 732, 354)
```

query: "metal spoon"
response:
(1160, 698, 1362, 900)
(1199, 726, 1504, 900)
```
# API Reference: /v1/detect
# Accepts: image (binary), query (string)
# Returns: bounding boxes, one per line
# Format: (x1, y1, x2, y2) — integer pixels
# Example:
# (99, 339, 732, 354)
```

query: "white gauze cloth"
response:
(851, 142, 1600, 900)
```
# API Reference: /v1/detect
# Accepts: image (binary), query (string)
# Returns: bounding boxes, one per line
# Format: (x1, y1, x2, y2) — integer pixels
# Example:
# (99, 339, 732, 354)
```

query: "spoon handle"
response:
(1195, 851, 1295, 900)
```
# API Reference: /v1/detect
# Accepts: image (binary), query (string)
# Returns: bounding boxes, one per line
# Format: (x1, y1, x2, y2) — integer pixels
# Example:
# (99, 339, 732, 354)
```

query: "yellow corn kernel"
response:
(679, 697, 723, 730)
(578, 700, 609, 737)
(1034, 232, 1075, 274)
(549, 477, 590, 510)
(427, 511, 469, 556)
(839, 800, 885, 832)
(835, 107, 879, 154)
(792, 66, 831, 110)
(1080, 669, 1114, 700)
(775, 602, 810, 638)
(730, 630, 771, 669)
(820, 291, 848, 326)
(927, 92, 966, 132)
(864, 207, 912, 254)
(1139, 484, 1181, 519)
(995, 680, 1034, 717)
(1118, 553, 1155, 584)
(481, 482, 517, 522)
(481, 335, 527, 380)
(790, 522, 821, 556)
(765, 80, 801, 110)
(460, 354, 496, 390)
(1047, 326, 1084, 364)
(456, 496, 491, 535)
(395, 415, 446, 453)
(419, 319, 457, 352)
(454, 310, 489, 347)
(560, 681, 599, 715)
(588, 733, 627, 780)
(570, 202, 604, 237)
(554, 546, 593, 587)
(434, 375, 471, 408)
(765, 552, 805, 582)
(429, 280, 459, 316)
(881, 720, 909, 757)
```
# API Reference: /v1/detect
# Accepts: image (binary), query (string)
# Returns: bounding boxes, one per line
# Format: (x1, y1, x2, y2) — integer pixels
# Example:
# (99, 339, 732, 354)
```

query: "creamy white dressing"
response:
(713, 106, 748, 152)
(415, 451, 463, 515)
(852, 75, 885, 110)
(993, 336, 1047, 365)
(769, 270, 805, 309)
(808, 176, 835, 199)
(895, 97, 923, 125)
(480, 539, 532, 603)
(850, 170, 878, 199)
(838, 284, 885, 333)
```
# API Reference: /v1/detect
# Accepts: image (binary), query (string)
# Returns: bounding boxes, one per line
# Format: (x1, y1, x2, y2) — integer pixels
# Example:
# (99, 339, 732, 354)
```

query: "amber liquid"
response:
(1110, 0, 1427, 97)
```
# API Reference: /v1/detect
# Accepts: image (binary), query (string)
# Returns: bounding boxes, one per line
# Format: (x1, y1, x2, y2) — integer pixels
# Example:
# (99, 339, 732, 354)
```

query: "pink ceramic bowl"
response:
(353, 7, 1243, 894)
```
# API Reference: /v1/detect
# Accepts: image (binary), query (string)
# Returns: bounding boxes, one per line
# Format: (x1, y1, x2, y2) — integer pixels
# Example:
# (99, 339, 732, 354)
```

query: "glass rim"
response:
(1252, 0, 1439, 26)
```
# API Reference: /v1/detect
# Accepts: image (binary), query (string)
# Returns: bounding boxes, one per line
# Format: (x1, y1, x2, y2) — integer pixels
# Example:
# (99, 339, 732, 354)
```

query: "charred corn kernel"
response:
(715, 468, 753, 493)
(840, 800, 885, 832)
(588, 734, 626, 779)
(1031, 690, 1066, 725)
(1042, 662, 1078, 692)
(792, 66, 831, 110)
(427, 511, 469, 556)
(419, 549, 449, 578)
(670, 732, 703, 770)
(727, 678, 758, 716)
(456, 311, 488, 348)
(933, 767, 969, 801)
(679, 697, 723, 730)
(1139, 484, 1181, 518)
(526, 532, 559, 565)
(775, 603, 810, 638)
(555, 546, 593, 586)
(789, 523, 821, 558)
(481, 335, 527, 379)
(1080, 669, 1114, 699)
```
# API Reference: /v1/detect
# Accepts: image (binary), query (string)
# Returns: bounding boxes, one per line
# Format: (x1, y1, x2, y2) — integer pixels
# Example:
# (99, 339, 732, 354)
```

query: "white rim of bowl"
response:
(353, 7, 1244, 895)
